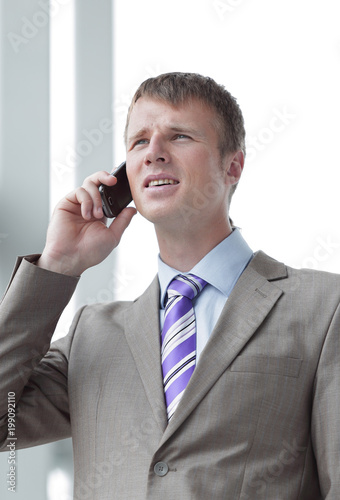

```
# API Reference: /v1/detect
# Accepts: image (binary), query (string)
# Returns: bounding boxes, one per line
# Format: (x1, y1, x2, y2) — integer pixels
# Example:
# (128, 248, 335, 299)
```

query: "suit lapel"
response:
(123, 276, 168, 432)
(122, 252, 288, 444)
(159, 251, 287, 443)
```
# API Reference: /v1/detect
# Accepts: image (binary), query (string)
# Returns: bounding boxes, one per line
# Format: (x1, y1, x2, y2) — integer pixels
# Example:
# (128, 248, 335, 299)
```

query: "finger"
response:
(108, 207, 137, 244)
(83, 170, 117, 187)
(65, 187, 95, 220)
(82, 171, 117, 218)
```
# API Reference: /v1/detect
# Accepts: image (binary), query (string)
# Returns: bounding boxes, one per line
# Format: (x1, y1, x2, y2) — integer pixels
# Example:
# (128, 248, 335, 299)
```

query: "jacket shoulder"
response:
(251, 251, 340, 304)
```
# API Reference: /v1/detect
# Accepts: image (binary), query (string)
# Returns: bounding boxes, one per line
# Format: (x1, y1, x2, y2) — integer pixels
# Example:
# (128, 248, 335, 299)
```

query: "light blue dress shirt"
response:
(158, 228, 253, 361)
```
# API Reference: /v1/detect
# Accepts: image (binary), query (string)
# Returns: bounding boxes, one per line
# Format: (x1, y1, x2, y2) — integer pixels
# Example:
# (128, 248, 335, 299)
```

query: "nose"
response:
(144, 135, 170, 166)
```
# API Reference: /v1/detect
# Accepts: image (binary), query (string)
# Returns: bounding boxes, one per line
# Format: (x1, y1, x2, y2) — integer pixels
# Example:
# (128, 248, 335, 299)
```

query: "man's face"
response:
(126, 97, 237, 231)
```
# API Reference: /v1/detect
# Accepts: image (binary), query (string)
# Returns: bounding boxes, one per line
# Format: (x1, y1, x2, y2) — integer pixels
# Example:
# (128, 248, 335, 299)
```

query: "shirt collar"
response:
(158, 228, 253, 308)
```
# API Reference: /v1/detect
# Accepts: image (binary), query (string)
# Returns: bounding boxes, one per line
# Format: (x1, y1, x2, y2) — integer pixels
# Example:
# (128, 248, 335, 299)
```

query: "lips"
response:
(148, 179, 179, 187)
(144, 175, 179, 188)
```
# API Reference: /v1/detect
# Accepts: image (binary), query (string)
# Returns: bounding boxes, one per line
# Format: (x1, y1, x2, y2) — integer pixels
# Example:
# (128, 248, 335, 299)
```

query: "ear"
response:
(225, 150, 244, 186)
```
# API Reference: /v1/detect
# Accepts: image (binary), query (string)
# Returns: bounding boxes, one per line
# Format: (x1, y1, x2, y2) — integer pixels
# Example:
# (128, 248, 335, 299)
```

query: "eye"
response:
(174, 134, 190, 140)
(132, 138, 149, 148)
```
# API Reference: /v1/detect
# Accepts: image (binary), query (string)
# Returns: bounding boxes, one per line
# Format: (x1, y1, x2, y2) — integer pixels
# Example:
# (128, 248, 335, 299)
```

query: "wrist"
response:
(36, 252, 81, 277)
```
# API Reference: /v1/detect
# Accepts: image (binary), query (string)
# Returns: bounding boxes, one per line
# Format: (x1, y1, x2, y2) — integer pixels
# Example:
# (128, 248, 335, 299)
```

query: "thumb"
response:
(108, 206, 137, 245)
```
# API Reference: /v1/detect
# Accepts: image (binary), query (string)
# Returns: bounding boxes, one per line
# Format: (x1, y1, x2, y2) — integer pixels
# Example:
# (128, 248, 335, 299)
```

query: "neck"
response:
(155, 218, 233, 272)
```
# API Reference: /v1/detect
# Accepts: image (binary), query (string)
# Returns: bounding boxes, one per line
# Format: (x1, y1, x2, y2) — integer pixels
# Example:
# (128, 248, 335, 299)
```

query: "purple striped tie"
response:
(161, 274, 207, 420)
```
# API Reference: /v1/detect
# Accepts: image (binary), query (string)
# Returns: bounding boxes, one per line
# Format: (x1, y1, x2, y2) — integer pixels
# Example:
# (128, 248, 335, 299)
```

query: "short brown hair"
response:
(124, 72, 246, 158)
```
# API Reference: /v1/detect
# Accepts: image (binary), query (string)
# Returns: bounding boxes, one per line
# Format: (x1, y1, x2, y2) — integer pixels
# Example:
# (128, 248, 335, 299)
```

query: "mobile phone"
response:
(99, 161, 133, 218)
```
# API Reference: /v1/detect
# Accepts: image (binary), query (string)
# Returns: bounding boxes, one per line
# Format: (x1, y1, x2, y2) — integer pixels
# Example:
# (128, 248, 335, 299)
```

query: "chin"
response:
(136, 196, 169, 216)
(138, 205, 178, 226)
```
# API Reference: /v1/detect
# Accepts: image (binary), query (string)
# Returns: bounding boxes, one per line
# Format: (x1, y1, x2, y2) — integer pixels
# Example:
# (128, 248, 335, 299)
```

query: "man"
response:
(1, 72, 339, 499)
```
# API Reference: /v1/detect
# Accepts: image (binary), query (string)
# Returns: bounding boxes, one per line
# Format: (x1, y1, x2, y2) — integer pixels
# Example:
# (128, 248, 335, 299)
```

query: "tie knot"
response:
(167, 274, 207, 302)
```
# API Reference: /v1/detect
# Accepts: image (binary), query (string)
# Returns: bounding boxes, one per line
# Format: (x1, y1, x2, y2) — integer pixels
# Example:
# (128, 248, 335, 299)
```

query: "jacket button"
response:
(154, 462, 169, 477)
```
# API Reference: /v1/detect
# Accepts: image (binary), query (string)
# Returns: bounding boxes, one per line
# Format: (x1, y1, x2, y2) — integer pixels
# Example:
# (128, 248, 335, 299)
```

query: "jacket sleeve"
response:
(312, 298, 340, 498)
(0, 256, 79, 450)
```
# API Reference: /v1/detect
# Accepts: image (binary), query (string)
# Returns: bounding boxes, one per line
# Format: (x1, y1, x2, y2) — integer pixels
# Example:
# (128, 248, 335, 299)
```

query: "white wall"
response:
(113, 0, 340, 302)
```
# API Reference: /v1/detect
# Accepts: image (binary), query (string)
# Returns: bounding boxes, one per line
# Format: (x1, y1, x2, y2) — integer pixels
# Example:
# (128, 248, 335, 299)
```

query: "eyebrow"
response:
(127, 124, 205, 145)
(169, 124, 203, 137)
(127, 128, 149, 146)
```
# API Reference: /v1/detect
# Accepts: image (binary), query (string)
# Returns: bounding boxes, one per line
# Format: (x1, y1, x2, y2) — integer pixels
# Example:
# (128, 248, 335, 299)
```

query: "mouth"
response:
(144, 175, 180, 188)
(148, 178, 179, 187)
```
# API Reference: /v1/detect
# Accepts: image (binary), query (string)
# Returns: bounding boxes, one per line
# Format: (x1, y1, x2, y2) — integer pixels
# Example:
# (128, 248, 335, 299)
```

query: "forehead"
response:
(127, 97, 218, 140)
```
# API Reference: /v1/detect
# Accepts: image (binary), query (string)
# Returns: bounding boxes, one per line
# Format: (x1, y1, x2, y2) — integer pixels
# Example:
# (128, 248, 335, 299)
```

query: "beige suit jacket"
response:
(0, 251, 340, 499)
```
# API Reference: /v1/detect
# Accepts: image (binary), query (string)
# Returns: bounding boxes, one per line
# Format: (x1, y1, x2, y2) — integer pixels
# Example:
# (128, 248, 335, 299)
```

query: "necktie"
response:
(161, 274, 207, 420)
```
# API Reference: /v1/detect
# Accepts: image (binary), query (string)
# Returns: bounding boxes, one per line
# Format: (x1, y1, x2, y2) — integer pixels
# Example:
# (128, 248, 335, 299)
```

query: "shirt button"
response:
(154, 462, 169, 477)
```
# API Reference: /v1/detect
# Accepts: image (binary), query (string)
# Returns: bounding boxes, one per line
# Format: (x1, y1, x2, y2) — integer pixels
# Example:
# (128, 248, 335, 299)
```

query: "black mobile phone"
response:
(99, 161, 133, 218)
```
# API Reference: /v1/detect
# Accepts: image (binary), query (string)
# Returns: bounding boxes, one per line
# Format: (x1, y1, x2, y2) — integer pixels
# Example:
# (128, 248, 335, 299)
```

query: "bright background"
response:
(114, 0, 340, 301)
(0, 0, 339, 498)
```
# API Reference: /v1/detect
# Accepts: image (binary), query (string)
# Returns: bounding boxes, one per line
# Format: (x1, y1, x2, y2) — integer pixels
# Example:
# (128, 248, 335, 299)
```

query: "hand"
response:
(37, 171, 137, 276)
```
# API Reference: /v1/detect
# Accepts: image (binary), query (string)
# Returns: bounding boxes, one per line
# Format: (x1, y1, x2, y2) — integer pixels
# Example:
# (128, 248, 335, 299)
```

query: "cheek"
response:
(184, 163, 218, 192)
(127, 178, 139, 200)
(126, 163, 138, 190)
